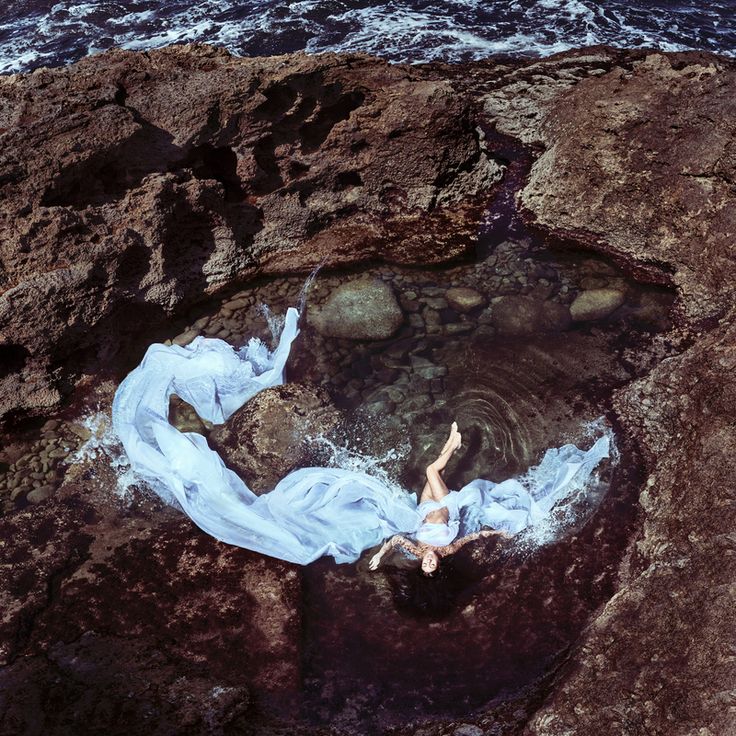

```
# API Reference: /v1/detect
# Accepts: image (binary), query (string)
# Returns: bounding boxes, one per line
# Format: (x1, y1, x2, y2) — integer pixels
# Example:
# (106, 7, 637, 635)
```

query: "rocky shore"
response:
(0, 43, 734, 735)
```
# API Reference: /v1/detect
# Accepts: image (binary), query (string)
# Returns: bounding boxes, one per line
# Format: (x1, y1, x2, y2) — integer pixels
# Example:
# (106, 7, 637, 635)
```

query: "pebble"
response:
(454, 725, 484, 736)
(222, 297, 250, 311)
(570, 288, 625, 322)
(193, 316, 210, 330)
(27, 485, 55, 504)
(445, 287, 486, 313)
(424, 309, 441, 326)
(422, 297, 448, 310)
(172, 329, 200, 346)
(444, 323, 474, 335)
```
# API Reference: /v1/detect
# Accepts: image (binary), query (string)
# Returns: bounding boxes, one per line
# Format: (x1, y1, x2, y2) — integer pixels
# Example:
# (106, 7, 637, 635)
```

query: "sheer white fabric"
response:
(112, 306, 611, 564)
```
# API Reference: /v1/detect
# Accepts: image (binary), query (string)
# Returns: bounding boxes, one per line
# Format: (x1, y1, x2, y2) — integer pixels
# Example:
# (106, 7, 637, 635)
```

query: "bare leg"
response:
(425, 465, 450, 502)
(419, 423, 461, 503)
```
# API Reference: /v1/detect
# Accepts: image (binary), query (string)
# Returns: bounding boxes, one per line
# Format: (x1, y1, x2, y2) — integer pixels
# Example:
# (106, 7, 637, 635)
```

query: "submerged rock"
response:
(445, 286, 487, 313)
(308, 278, 404, 340)
(569, 288, 626, 322)
(490, 295, 571, 335)
(209, 383, 341, 494)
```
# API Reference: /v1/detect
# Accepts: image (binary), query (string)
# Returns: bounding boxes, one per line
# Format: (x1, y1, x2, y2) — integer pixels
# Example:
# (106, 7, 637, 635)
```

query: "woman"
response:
(369, 422, 511, 575)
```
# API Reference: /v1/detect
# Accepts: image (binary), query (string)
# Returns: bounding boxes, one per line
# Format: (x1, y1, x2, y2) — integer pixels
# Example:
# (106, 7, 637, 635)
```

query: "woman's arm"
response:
(368, 535, 421, 569)
(441, 528, 511, 555)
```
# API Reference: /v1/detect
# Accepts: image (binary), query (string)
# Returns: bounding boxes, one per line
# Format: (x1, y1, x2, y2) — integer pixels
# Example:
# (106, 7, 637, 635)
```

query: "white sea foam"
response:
(1, 0, 734, 75)
(511, 418, 616, 550)
(308, 432, 411, 500)
(68, 410, 140, 500)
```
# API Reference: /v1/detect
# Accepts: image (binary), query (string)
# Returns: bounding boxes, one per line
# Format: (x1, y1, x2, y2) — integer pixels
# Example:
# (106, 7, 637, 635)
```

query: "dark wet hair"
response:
(388, 555, 469, 619)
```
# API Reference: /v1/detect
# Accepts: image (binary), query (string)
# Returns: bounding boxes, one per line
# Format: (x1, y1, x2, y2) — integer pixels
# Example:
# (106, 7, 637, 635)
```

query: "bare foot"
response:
(440, 421, 458, 455)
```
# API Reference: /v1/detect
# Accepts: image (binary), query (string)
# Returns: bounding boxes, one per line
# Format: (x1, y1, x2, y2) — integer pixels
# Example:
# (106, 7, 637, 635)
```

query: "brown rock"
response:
(445, 286, 487, 313)
(168, 394, 211, 435)
(510, 49, 736, 324)
(479, 46, 736, 736)
(490, 295, 571, 335)
(0, 44, 502, 424)
(308, 277, 404, 340)
(0, 452, 301, 735)
(569, 287, 625, 322)
(209, 383, 341, 494)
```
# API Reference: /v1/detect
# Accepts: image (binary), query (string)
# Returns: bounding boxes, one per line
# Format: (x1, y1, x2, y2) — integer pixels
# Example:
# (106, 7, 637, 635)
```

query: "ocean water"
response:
(0, 0, 734, 74)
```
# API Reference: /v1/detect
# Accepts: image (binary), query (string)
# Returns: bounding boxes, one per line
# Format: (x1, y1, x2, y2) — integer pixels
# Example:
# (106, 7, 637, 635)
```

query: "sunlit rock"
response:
(569, 288, 626, 322)
(209, 383, 341, 494)
(308, 278, 404, 340)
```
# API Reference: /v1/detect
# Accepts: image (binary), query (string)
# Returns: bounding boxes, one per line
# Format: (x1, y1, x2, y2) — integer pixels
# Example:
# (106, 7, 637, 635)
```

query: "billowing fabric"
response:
(112, 306, 611, 565)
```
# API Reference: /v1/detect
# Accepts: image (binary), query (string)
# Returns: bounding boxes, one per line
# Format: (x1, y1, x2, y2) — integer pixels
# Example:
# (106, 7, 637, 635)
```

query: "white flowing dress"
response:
(112, 306, 610, 565)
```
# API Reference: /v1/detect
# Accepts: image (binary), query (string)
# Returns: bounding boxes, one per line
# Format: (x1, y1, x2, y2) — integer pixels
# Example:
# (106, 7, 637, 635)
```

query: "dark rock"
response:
(0, 455, 301, 735)
(490, 295, 571, 335)
(209, 383, 341, 494)
(484, 46, 736, 736)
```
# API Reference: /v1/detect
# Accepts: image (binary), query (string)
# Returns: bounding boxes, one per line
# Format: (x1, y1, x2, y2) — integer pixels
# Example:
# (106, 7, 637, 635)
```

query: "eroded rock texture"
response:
(0, 455, 301, 735)
(0, 44, 502, 423)
(0, 42, 735, 736)
(480, 47, 736, 736)
(210, 382, 341, 494)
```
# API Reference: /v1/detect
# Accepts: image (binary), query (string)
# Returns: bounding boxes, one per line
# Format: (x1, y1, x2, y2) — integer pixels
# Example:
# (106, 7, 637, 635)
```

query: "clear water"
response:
(146, 183, 674, 728)
(1, 0, 735, 74)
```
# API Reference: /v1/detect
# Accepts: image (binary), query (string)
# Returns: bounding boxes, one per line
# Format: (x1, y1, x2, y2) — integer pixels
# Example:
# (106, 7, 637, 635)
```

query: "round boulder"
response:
(308, 278, 404, 340)
(208, 383, 341, 495)
(569, 288, 626, 322)
(445, 287, 487, 313)
(490, 295, 571, 336)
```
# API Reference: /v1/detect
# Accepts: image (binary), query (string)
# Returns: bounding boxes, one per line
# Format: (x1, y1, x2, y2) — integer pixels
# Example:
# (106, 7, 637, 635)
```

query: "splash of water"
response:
(257, 303, 286, 348)
(256, 260, 325, 348)
(69, 410, 139, 500)
(307, 432, 411, 500)
(297, 257, 328, 317)
(512, 419, 617, 551)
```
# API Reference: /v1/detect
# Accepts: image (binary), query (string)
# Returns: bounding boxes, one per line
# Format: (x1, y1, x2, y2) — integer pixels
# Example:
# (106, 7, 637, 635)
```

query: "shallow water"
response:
(2, 0, 735, 74)
(128, 164, 674, 729)
(0, 116, 679, 734)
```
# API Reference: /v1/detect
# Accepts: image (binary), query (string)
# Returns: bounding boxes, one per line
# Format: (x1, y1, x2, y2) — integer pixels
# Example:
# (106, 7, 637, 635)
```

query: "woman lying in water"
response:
(368, 422, 511, 576)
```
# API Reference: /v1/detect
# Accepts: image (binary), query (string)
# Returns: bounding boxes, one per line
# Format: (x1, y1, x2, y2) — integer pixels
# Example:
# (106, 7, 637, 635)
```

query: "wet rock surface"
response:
(210, 383, 341, 494)
(0, 42, 734, 736)
(0, 447, 301, 735)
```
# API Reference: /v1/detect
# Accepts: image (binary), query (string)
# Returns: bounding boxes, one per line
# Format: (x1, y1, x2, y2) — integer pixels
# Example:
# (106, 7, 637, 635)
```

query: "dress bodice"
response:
(414, 493, 461, 547)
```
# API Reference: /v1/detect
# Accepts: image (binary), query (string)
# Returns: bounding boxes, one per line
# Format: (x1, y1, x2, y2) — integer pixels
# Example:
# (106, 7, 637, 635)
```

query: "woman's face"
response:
(421, 550, 439, 574)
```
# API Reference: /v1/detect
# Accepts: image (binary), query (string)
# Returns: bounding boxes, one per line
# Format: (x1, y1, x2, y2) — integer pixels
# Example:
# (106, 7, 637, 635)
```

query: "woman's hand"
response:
(368, 551, 384, 570)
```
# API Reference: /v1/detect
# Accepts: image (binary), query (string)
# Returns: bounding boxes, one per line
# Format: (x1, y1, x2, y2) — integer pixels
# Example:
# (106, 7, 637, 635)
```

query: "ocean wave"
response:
(0, 0, 734, 74)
